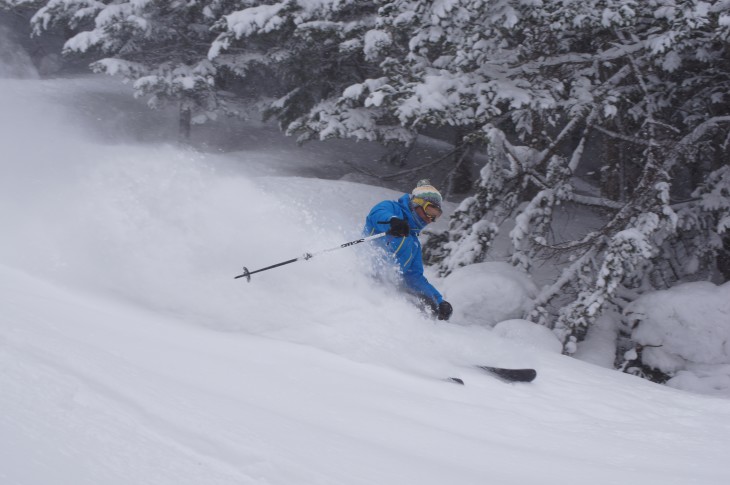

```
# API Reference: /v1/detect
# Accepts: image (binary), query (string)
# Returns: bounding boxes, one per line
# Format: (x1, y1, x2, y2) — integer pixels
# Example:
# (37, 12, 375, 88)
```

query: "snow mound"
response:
(493, 319, 563, 353)
(668, 367, 730, 396)
(625, 281, 730, 396)
(441, 262, 538, 326)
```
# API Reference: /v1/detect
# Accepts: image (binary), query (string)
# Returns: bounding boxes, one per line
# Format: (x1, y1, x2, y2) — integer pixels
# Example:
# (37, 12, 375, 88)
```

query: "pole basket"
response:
(235, 266, 252, 282)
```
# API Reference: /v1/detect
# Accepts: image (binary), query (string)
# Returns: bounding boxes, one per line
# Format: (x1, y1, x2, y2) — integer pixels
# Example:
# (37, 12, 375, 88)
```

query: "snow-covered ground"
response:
(2, 70, 730, 485)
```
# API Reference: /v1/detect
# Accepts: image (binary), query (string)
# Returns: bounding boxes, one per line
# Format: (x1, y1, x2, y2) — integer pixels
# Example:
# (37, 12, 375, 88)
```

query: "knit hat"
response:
(411, 179, 442, 209)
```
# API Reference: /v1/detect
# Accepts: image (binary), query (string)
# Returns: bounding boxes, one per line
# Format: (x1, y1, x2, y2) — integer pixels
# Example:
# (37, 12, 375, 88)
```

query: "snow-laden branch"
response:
(572, 195, 625, 210)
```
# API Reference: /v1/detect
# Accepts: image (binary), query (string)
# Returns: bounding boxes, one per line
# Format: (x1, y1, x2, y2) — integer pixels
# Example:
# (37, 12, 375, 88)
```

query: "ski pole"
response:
(234, 232, 387, 282)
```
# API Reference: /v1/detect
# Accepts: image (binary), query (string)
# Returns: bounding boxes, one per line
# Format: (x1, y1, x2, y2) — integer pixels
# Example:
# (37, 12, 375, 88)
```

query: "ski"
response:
(476, 366, 537, 383)
(445, 377, 465, 385)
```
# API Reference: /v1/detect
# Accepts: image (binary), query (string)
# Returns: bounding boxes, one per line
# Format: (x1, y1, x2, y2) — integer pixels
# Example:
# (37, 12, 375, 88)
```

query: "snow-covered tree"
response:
(208, 0, 382, 141)
(292, 0, 546, 184)
(0, 0, 36, 8)
(414, 1, 730, 361)
(15, 0, 243, 140)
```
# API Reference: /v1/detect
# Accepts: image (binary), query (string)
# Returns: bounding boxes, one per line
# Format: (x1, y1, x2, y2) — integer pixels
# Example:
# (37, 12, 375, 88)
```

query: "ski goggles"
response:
(413, 197, 443, 222)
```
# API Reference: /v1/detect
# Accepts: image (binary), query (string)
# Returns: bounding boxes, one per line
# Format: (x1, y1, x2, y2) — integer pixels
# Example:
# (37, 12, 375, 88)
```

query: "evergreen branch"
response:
(345, 146, 461, 181)
(658, 116, 730, 174)
(501, 140, 526, 174)
(535, 66, 630, 169)
(567, 109, 598, 175)
(592, 125, 655, 147)
(572, 195, 624, 210)
(676, 116, 730, 152)
(528, 247, 599, 318)
(535, 113, 586, 169)
(646, 119, 682, 135)
(532, 230, 603, 253)
(525, 172, 549, 190)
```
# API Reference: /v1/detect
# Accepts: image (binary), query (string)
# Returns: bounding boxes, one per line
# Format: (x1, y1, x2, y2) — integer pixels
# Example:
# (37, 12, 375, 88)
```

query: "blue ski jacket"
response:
(364, 194, 443, 305)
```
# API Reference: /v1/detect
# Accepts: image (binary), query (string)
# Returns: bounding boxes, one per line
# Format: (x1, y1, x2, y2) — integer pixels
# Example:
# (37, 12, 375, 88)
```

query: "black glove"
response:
(386, 217, 410, 237)
(437, 301, 453, 321)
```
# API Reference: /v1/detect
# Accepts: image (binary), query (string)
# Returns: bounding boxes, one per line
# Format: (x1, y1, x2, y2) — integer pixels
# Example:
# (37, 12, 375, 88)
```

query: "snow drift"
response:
(626, 281, 730, 393)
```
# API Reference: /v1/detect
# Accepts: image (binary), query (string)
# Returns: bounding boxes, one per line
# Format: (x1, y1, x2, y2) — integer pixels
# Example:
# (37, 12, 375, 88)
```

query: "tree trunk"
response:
(179, 106, 191, 143)
(450, 128, 473, 194)
(381, 139, 415, 167)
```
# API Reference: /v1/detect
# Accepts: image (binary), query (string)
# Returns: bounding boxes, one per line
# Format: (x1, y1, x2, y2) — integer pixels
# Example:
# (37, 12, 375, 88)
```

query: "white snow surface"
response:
(2, 74, 730, 485)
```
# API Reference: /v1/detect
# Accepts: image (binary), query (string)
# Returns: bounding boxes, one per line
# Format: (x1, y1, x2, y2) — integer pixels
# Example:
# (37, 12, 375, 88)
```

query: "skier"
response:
(364, 179, 453, 320)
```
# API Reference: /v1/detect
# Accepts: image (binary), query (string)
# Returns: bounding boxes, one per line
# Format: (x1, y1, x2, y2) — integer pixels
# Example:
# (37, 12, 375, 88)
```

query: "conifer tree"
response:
(415, 0, 730, 358)
(18, 0, 238, 140)
(309, 0, 730, 359)
(208, 0, 380, 141)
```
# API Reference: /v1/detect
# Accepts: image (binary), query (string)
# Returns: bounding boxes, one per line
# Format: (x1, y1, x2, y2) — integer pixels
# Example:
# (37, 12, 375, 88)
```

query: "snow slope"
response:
(2, 75, 730, 485)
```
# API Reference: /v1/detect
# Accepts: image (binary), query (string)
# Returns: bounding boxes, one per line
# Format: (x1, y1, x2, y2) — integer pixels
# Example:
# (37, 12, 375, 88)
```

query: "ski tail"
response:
(476, 366, 537, 383)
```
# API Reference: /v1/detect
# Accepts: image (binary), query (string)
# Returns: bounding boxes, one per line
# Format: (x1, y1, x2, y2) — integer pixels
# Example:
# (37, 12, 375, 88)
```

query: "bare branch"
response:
(344, 146, 460, 181)
(572, 194, 624, 210)
(592, 125, 654, 147)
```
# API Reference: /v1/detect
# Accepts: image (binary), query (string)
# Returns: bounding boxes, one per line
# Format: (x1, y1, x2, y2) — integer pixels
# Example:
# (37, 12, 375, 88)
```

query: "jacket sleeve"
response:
(364, 201, 400, 236)
(401, 253, 444, 305)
